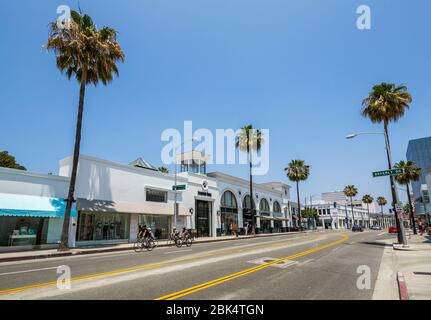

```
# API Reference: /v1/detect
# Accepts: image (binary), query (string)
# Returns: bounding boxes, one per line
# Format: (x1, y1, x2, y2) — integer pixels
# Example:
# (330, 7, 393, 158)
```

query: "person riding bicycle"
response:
(180, 227, 189, 240)
(138, 224, 152, 240)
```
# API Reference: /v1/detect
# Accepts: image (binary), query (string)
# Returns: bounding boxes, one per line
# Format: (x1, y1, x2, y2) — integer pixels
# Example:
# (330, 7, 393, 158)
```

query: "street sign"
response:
(395, 202, 403, 213)
(172, 184, 186, 191)
(372, 168, 403, 178)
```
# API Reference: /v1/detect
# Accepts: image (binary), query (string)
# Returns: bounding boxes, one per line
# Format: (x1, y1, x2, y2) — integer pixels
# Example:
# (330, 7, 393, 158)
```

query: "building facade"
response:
(0, 152, 293, 251)
(407, 137, 431, 218)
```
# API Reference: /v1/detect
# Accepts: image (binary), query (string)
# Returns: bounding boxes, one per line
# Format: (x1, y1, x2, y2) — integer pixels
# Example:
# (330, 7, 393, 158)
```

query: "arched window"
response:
(273, 201, 281, 213)
(221, 191, 238, 210)
(242, 195, 255, 209)
(260, 198, 270, 213)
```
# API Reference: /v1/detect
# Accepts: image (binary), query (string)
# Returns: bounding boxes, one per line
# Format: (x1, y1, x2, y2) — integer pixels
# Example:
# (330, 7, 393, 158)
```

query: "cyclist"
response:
(180, 227, 189, 240)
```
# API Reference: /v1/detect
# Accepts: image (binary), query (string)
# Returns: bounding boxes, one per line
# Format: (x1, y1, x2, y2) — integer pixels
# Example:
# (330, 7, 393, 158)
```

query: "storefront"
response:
(138, 214, 171, 239)
(219, 190, 238, 236)
(273, 202, 283, 233)
(259, 199, 271, 233)
(0, 193, 76, 251)
(76, 211, 130, 244)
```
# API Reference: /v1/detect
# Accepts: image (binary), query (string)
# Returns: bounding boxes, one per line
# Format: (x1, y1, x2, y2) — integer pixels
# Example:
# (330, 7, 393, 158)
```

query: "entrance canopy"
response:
(0, 193, 76, 218)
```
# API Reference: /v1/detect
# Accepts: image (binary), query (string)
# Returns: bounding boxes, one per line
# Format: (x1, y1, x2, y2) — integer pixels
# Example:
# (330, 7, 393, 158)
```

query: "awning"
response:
(77, 198, 190, 216)
(0, 193, 77, 218)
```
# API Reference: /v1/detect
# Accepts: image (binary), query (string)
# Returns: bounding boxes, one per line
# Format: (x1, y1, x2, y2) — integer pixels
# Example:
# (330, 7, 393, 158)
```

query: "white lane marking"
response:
(164, 249, 193, 254)
(332, 247, 340, 252)
(0, 266, 58, 276)
(377, 232, 386, 236)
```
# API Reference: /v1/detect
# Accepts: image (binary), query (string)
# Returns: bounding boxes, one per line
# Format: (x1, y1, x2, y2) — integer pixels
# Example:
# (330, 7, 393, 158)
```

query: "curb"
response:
(0, 230, 316, 263)
(397, 272, 410, 300)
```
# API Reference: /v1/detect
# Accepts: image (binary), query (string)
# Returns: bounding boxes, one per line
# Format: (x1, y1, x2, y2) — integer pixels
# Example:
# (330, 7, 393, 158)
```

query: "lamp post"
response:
(346, 132, 408, 246)
(173, 138, 197, 229)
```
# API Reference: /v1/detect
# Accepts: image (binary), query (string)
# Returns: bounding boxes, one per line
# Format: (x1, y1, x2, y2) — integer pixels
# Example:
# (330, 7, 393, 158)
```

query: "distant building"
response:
(407, 137, 431, 217)
(321, 191, 347, 204)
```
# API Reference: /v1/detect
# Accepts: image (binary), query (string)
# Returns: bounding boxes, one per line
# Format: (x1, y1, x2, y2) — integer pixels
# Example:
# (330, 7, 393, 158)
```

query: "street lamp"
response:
(173, 138, 197, 229)
(346, 131, 408, 246)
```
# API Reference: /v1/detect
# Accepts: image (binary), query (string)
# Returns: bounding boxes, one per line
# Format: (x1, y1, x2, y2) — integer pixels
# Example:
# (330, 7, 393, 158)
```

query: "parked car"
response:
(352, 225, 364, 232)
(370, 225, 382, 231)
(388, 226, 398, 233)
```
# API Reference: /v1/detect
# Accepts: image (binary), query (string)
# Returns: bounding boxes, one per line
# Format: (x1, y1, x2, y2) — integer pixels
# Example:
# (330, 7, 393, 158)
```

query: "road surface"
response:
(0, 230, 395, 300)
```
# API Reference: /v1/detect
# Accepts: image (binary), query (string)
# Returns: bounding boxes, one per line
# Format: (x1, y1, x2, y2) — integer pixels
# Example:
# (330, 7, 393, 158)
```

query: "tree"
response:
(235, 125, 264, 234)
(158, 166, 169, 174)
(394, 160, 421, 234)
(285, 160, 310, 231)
(344, 185, 358, 228)
(46, 10, 125, 251)
(362, 194, 374, 228)
(0, 151, 26, 170)
(377, 196, 387, 227)
(362, 82, 412, 244)
(301, 207, 319, 230)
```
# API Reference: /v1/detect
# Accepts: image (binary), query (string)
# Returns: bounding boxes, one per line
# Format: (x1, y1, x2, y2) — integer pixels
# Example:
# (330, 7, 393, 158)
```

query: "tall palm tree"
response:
(377, 196, 387, 228)
(285, 160, 310, 231)
(362, 82, 412, 243)
(394, 160, 421, 234)
(362, 194, 374, 228)
(236, 125, 264, 234)
(344, 185, 358, 228)
(46, 10, 125, 250)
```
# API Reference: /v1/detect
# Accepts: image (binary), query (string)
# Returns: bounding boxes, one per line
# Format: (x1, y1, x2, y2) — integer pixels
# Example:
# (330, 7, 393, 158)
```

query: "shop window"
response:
(138, 214, 172, 239)
(146, 188, 168, 203)
(77, 212, 130, 242)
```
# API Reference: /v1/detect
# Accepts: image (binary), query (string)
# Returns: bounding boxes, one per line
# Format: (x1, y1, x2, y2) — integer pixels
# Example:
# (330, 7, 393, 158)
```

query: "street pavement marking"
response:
(164, 249, 193, 254)
(377, 232, 386, 236)
(0, 233, 324, 296)
(0, 267, 58, 276)
(154, 233, 349, 300)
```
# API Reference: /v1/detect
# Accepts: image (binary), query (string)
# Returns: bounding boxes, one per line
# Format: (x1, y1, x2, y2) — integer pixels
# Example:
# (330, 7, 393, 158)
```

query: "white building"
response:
(0, 151, 293, 251)
(309, 199, 375, 229)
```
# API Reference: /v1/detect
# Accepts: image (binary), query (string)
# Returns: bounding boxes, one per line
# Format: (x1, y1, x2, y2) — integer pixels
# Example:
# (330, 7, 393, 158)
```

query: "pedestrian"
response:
(233, 223, 238, 237)
(245, 222, 249, 236)
(419, 222, 424, 236)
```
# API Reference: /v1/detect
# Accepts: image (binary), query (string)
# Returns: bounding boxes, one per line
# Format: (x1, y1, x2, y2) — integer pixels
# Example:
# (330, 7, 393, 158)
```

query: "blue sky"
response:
(1, 0, 431, 205)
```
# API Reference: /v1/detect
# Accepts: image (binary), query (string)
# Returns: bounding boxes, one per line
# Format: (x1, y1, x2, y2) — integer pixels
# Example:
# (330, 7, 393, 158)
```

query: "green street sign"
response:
(172, 184, 186, 191)
(372, 169, 403, 178)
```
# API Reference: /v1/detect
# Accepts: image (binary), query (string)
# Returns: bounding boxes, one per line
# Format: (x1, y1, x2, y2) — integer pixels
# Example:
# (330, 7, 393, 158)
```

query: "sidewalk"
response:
(393, 233, 431, 300)
(373, 232, 431, 300)
(0, 230, 315, 263)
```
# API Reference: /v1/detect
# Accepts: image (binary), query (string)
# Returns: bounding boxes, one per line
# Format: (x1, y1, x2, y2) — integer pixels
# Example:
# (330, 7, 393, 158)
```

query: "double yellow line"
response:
(0, 234, 319, 296)
(155, 233, 349, 300)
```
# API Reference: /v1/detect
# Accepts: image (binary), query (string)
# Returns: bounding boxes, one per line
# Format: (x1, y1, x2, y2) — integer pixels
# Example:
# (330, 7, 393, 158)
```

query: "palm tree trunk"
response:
(296, 180, 302, 231)
(58, 68, 87, 251)
(381, 205, 384, 228)
(384, 122, 404, 243)
(406, 183, 417, 235)
(350, 196, 354, 228)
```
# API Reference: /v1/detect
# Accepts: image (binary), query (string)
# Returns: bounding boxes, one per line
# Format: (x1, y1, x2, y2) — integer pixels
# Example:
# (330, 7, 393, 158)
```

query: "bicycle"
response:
(175, 233, 193, 248)
(134, 236, 156, 252)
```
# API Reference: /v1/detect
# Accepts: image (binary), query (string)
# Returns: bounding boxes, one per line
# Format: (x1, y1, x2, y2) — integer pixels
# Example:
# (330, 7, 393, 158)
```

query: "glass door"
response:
(195, 200, 211, 237)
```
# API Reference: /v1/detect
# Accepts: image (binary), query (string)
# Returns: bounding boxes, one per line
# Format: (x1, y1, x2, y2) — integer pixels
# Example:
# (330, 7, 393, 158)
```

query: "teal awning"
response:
(0, 193, 77, 218)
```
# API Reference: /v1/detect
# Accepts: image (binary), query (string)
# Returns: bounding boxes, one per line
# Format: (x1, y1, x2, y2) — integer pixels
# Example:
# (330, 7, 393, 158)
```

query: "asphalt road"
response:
(0, 230, 395, 300)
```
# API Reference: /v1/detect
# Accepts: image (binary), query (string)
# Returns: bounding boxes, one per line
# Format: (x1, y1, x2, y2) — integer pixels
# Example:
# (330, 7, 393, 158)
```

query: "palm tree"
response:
(46, 10, 125, 250)
(344, 185, 358, 228)
(362, 82, 412, 243)
(235, 125, 264, 234)
(377, 196, 387, 228)
(394, 160, 421, 234)
(158, 166, 169, 174)
(362, 194, 374, 228)
(285, 160, 310, 231)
